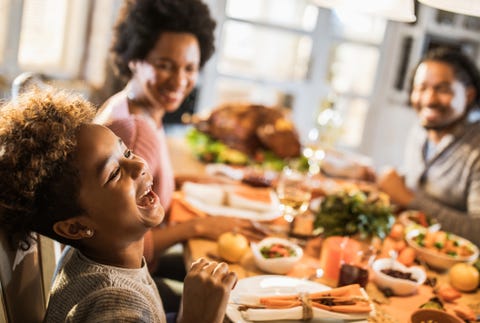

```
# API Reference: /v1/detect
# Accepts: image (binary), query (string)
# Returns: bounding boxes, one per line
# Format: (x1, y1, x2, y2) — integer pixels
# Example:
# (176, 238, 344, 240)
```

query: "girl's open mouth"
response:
(137, 186, 159, 209)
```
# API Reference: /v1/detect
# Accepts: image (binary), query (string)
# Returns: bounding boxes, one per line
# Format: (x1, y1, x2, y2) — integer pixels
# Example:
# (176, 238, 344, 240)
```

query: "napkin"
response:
(237, 284, 373, 321)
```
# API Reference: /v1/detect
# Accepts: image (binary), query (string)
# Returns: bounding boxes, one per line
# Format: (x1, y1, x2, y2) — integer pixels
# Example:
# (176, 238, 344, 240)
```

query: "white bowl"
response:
(406, 229, 479, 271)
(251, 237, 303, 274)
(372, 258, 426, 296)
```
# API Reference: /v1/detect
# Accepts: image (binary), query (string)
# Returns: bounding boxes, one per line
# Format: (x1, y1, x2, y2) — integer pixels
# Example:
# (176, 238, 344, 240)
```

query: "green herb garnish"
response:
(313, 190, 395, 240)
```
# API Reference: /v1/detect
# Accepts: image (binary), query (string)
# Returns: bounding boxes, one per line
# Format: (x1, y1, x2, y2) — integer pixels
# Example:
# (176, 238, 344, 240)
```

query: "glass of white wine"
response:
(275, 166, 312, 223)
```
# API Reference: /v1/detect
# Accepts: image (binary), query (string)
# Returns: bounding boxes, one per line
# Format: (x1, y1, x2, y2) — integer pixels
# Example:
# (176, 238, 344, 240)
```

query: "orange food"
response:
(452, 304, 476, 321)
(436, 284, 461, 302)
(449, 263, 479, 292)
(397, 247, 416, 267)
(389, 223, 405, 240)
(217, 232, 249, 263)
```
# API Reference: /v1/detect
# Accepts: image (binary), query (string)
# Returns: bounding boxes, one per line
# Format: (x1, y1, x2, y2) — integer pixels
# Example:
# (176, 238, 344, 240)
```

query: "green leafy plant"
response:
(313, 190, 395, 240)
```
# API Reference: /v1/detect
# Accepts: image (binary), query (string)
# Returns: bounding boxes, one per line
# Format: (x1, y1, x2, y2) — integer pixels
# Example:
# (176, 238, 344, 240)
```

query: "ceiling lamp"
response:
(418, 0, 480, 17)
(312, 0, 417, 22)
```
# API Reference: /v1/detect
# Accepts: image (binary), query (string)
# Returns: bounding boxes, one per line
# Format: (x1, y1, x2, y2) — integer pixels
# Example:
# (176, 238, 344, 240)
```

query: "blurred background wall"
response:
(1, 0, 479, 169)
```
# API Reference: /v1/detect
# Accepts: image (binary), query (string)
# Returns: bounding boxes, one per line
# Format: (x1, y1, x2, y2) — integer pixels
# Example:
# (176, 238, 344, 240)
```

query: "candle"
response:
(319, 236, 361, 285)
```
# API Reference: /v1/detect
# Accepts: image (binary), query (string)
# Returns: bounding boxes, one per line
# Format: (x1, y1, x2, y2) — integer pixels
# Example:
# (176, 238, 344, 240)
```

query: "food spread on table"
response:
(173, 156, 480, 322)
(186, 103, 304, 170)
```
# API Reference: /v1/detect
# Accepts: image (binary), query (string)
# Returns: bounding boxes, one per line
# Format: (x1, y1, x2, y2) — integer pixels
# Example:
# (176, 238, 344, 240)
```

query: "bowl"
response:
(410, 308, 463, 323)
(251, 237, 303, 274)
(372, 258, 426, 296)
(406, 229, 479, 271)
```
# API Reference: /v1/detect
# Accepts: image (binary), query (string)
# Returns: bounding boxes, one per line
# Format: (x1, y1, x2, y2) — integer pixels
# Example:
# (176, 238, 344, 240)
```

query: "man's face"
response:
(410, 61, 471, 130)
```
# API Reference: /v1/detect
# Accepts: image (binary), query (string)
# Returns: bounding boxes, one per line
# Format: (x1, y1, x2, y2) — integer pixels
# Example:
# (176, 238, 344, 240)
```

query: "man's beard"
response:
(422, 111, 467, 131)
(422, 106, 470, 131)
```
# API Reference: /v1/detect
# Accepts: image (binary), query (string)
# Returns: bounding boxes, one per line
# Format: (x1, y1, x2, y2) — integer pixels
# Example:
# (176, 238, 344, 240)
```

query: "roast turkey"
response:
(195, 103, 301, 158)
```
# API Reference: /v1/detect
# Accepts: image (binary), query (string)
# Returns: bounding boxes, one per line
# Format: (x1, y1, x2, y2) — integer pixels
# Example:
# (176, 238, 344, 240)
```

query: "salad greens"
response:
(186, 128, 307, 171)
(313, 190, 395, 240)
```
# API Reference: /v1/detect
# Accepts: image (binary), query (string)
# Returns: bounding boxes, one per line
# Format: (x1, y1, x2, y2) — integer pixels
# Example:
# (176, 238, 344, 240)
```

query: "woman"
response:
(0, 89, 236, 322)
(96, 0, 263, 290)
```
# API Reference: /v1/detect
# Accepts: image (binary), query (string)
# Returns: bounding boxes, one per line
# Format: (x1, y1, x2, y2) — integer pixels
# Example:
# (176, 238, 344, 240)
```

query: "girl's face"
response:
(131, 31, 200, 113)
(74, 124, 164, 248)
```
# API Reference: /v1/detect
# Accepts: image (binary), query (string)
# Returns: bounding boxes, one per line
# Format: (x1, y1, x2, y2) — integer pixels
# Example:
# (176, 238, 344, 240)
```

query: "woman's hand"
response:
(178, 258, 237, 323)
(377, 167, 414, 207)
(192, 216, 266, 242)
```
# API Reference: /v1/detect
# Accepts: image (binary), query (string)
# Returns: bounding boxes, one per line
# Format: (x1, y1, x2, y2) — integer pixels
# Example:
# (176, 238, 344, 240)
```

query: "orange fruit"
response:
(217, 232, 249, 263)
(449, 263, 479, 292)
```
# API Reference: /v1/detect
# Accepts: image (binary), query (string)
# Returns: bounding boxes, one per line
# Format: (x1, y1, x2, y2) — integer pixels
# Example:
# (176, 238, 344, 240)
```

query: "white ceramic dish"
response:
(372, 258, 426, 296)
(251, 237, 303, 274)
(183, 184, 282, 221)
(406, 229, 479, 271)
(227, 275, 371, 323)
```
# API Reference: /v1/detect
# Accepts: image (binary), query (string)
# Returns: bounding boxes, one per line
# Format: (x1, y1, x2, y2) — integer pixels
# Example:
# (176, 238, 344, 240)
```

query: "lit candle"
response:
(320, 236, 361, 285)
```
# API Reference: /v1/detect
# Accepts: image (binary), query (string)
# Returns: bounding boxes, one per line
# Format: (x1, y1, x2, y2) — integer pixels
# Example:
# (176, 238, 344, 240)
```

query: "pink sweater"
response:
(98, 92, 175, 266)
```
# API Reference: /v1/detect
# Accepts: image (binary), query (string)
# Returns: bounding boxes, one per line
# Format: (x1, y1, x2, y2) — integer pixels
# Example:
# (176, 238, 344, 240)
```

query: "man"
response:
(378, 47, 480, 247)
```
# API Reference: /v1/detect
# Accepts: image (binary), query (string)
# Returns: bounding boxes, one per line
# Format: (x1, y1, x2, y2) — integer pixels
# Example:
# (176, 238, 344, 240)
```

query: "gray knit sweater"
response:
(44, 248, 166, 323)
(404, 116, 480, 247)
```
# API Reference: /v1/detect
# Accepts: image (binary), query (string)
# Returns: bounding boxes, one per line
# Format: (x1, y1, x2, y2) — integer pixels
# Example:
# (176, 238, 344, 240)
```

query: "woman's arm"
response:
(150, 216, 265, 257)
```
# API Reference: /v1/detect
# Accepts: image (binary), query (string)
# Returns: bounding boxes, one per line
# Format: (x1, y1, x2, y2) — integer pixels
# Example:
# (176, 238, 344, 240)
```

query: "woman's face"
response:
(74, 124, 164, 248)
(131, 32, 200, 113)
(410, 61, 472, 130)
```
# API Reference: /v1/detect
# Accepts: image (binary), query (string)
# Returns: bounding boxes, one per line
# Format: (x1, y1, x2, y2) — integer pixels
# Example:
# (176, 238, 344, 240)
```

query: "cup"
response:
(275, 166, 311, 223)
(319, 236, 361, 286)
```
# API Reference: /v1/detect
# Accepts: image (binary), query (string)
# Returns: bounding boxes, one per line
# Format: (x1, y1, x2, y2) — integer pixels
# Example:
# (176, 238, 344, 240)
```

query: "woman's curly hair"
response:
(0, 89, 96, 249)
(409, 47, 480, 108)
(111, 0, 216, 79)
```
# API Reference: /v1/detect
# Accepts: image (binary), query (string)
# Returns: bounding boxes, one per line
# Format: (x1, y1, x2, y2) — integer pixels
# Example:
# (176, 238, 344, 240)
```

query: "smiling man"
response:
(378, 47, 480, 247)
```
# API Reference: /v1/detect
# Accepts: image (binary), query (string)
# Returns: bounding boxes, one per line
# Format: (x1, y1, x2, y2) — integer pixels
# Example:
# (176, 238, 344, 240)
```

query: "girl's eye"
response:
(124, 149, 133, 159)
(107, 167, 120, 183)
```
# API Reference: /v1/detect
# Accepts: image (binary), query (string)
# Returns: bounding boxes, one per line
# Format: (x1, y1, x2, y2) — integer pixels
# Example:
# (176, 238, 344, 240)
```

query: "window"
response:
(0, 0, 10, 64)
(17, 0, 89, 77)
(219, 21, 312, 82)
(204, 0, 319, 111)
(325, 9, 385, 148)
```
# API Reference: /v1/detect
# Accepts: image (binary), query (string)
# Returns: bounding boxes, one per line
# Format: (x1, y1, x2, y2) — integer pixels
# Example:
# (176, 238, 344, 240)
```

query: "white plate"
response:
(184, 191, 282, 222)
(227, 275, 370, 323)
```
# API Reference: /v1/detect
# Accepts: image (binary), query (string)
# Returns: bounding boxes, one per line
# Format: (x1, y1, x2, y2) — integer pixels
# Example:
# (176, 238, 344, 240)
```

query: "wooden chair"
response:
(0, 230, 58, 323)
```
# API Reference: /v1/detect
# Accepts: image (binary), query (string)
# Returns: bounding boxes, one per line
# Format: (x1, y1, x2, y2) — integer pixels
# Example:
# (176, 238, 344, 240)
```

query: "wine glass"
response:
(275, 166, 312, 223)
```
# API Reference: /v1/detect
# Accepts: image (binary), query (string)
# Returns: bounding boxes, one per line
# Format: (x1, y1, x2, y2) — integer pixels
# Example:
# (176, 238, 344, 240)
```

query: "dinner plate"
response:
(184, 191, 282, 221)
(226, 275, 370, 323)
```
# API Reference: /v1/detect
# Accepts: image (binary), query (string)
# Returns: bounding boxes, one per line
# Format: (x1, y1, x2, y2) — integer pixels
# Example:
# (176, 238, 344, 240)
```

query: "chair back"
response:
(0, 230, 58, 323)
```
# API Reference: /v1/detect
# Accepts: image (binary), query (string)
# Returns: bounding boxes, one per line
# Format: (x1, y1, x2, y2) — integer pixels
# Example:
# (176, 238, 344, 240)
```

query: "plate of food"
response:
(406, 229, 479, 271)
(181, 182, 282, 221)
(227, 275, 373, 323)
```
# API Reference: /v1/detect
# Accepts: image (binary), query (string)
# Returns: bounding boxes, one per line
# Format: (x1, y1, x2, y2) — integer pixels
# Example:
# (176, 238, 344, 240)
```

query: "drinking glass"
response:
(275, 166, 312, 223)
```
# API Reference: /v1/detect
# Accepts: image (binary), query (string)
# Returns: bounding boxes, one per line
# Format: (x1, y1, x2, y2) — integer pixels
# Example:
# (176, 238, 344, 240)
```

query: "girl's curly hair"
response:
(111, 0, 216, 80)
(0, 89, 96, 249)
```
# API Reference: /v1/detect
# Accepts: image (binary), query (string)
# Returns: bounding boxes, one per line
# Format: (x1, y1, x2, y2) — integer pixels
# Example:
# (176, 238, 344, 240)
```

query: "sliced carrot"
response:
(312, 302, 371, 313)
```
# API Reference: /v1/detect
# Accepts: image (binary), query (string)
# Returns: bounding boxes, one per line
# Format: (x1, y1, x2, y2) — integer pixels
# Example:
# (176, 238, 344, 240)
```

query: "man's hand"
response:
(377, 167, 414, 207)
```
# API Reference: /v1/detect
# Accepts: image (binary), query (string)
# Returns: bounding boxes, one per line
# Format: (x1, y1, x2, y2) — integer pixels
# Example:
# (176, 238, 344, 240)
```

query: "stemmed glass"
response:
(275, 166, 312, 223)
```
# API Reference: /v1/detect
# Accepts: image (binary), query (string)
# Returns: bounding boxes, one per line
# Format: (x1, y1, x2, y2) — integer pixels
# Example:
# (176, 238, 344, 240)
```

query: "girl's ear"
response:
(53, 217, 95, 240)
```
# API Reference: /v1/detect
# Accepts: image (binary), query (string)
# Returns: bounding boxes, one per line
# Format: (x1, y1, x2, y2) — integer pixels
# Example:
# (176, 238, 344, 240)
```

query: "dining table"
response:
(166, 134, 480, 323)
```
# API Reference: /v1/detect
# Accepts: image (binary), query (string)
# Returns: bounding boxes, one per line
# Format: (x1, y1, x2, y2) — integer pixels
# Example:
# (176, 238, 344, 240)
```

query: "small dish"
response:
(251, 237, 303, 274)
(372, 258, 426, 296)
(410, 308, 463, 323)
(406, 229, 479, 271)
